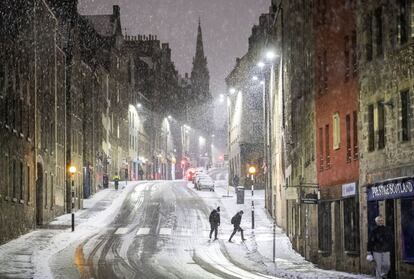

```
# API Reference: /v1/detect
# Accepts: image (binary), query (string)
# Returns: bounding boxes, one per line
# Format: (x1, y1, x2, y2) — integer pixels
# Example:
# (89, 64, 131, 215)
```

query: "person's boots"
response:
(241, 230, 246, 241)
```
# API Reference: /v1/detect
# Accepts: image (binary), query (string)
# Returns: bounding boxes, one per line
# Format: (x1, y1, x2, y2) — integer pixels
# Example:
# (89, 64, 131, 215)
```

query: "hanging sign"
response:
(367, 177, 414, 201)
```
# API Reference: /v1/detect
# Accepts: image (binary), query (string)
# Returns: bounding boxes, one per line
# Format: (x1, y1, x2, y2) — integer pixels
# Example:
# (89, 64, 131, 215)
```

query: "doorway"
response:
(36, 163, 43, 225)
(385, 199, 396, 279)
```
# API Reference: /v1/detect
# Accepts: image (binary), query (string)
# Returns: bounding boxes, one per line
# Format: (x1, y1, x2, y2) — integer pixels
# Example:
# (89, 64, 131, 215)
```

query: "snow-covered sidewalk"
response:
(193, 178, 373, 279)
(0, 182, 137, 279)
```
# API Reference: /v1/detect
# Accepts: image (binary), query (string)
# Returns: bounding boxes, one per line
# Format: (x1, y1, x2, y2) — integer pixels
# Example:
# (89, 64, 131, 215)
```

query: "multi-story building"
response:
(226, 18, 267, 187)
(357, 1, 414, 277)
(0, 1, 190, 244)
(313, 0, 360, 272)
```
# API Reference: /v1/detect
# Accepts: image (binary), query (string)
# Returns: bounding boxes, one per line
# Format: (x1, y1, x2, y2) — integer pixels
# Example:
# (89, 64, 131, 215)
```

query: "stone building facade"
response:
(225, 14, 268, 187)
(357, 1, 414, 278)
(0, 1, 190, 244)
(269, 0, 318, 262)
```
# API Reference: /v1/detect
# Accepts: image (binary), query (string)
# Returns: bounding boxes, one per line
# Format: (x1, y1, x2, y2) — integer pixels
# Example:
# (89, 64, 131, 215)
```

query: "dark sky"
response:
(78, 0, 270, 97)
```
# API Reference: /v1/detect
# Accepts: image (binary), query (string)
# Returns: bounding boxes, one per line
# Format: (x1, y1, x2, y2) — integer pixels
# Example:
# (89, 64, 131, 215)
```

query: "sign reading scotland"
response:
(367, 177, 414, 201)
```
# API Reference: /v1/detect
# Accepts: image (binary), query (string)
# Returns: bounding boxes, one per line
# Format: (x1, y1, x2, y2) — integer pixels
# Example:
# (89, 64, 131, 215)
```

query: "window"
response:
(374, 7, 383, 57)
(323, 50, 328, 91)
(401, 198, 414, 262)
(27, 166, 30, 202)
(319, 128, 323, 171)
(45, 173, 48, 207)
(368, 104, 375, 151)
(344, 198, 359, 252)
(317, 55, 323, 94)
(325, 124, 330, 168)
(401, 90, 411, 141)
(344, 35, 350, 81)
(12, 160, 16, 199)
(19, 161, 23, 200)
(378, 101, 385, 149)
(318, 201, 332, 253)
(398, 0, 409, 44)
(51, 175, 54, 207)
(353, 111, 358, 159)
(333, 113, 341, 150)
(346, 114, 351, 162)
(351, 30, 357, 76)
(366, 13, 373, 61)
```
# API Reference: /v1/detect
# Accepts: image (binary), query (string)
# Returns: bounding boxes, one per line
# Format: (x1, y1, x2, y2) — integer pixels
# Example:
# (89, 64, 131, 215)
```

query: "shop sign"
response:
(342, 182, 356, 197)
(301, 192, 318, 204)
(367, 177, 414, 201)
(285, 187, 298, 200)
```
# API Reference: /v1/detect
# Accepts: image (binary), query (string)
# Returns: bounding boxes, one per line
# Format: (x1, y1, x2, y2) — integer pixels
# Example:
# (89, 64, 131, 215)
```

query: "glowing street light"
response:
(229, 88, 236, 95)
(248, 166, 256, 175)
(68, 164, 77, 232)
(168, 115, 172, 120)
(266, 50, 277, 61)
(248, 165, 257, 229)
(137, 103, 142, 108)
(252, 76, 258, 81)
(257, 61, 265, 68)
(69, 165, 77, 175)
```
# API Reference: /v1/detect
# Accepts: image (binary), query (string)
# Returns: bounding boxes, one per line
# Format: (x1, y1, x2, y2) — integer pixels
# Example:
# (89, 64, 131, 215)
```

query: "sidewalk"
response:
(0, 182, 134, 279)
(194, 179, 373, 279)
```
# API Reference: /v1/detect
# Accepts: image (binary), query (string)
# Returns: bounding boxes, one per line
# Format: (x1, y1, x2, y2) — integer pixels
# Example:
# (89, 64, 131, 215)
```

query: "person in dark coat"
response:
(229, 210, 246, 242)
(209, 207, 221, 240)
(232, 175, 239, 187)
(367, 215, 394, 279)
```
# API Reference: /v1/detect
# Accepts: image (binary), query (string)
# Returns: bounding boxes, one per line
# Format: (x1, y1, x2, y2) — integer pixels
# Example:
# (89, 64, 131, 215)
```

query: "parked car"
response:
(196, 176, 215, 191)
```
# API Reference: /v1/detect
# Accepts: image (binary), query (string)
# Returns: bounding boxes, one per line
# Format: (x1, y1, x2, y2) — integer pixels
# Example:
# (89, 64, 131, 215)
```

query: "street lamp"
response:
(266, 50, 277, 61)
(248, 166, 256, 229)
(137, 103, 142, 108)
(257, 61, 265, 68)
(229, 87, 236, 95)
(69, 165, 77, 232)
(168, 115, 172, 120)
(252, 75, 258, 81)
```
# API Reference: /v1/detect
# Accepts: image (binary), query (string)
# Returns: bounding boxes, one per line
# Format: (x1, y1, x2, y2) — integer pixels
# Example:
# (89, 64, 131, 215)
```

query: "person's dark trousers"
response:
(210, 224, 218, 239)
(229, 226, 244, 241)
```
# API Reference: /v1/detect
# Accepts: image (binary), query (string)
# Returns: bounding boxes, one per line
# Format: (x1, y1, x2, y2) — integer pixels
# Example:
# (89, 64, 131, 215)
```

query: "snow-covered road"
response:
(0, 172, 374, 278)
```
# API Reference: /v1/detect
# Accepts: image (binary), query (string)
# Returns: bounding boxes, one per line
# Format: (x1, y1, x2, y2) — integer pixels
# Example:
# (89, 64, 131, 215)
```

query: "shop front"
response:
(366, 176, 414, 278)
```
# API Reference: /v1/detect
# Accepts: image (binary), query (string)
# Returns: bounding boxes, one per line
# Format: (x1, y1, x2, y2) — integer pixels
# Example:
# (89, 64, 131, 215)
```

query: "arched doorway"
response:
(36, 163, 43, 225)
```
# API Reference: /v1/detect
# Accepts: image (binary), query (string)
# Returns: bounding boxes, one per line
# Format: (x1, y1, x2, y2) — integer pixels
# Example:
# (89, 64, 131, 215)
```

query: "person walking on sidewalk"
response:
(232, 175, 239, 187)
(229, 210, 246, 242)
(112, 172, 120, 190)
(209, 207, 221, 240)
(367, 215, 394, 279)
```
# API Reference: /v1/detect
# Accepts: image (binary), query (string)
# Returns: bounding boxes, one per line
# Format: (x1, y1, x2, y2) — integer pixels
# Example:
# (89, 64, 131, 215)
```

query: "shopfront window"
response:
(318, 201, 332, 253)
(344, 197, 359, 252)
(401, 198, 414, 262)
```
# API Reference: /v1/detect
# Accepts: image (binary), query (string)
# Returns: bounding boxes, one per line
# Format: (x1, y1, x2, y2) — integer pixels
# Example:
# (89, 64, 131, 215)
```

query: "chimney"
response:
(113, 5, 120, 18)
(185, 73, 188, 79)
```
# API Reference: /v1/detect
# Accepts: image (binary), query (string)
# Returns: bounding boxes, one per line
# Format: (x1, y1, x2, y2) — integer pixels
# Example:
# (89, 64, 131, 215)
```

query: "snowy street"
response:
(0, 168, 373, 279)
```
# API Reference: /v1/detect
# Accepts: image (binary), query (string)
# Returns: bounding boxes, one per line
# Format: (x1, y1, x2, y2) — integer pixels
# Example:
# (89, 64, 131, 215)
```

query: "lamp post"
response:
(248, 166, 256, 229)
(258, 49, 278, 262)
(69, 165, 76, 232)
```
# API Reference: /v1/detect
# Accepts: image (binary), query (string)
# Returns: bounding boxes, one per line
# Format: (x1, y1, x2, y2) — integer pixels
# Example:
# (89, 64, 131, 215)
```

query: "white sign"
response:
(285, 187, 298, 200)
(342, 182, 356, 197)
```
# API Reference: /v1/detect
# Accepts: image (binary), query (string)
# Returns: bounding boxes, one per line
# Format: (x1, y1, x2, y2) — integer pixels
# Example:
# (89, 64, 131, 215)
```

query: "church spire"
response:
(195, 17, 205, 64)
